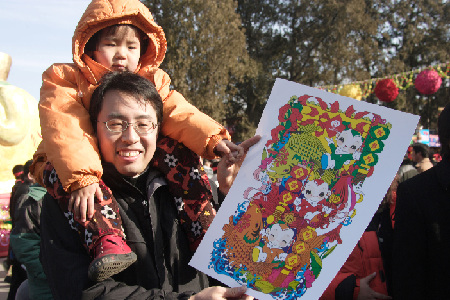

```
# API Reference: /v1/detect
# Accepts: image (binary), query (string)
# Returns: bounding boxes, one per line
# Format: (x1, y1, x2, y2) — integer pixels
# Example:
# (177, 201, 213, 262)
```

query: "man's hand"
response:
(217, 135, 261, 195)
(69, 183, 103, 222)
(189, 285, 253, 300)
(214, 140, 245, 165)
(357, 272, 392, 300)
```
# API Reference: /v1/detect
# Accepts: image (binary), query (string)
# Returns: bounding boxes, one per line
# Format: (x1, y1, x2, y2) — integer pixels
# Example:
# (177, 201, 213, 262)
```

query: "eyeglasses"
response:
(101, 119, 159, 134)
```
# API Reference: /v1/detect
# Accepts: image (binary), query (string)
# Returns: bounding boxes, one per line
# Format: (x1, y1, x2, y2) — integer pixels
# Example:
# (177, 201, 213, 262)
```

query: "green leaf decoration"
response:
(310, 251, 323, 278)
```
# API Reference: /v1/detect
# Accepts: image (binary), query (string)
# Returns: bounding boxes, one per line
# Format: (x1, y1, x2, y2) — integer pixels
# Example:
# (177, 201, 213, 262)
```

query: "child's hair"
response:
(89, 71, 163, 132)
(85, 24, 149, 57)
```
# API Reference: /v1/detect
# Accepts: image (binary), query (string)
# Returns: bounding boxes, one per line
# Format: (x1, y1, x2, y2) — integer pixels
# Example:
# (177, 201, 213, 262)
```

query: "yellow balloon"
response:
(339, 85, 363, 101)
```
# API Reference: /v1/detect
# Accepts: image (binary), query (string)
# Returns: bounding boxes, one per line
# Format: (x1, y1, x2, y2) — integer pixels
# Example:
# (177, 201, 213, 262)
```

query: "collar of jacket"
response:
(28, 183, 47, 201)
(101, 161, 165, 203)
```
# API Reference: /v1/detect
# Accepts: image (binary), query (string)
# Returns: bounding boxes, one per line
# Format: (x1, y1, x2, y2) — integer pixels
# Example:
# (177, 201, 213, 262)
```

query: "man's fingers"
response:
(361, 272, 377, 284)
(223, 286, 247, 298)
(240, 135, 261, 152)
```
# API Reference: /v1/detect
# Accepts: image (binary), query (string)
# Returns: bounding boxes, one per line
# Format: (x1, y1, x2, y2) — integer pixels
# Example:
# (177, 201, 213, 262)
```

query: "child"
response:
(31, 0, 242, 282)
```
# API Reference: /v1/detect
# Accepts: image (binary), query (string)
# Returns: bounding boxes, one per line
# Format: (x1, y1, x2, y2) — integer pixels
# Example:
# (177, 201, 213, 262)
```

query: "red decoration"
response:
(374, 79, 399, 102)
(415, 69, 442, 95)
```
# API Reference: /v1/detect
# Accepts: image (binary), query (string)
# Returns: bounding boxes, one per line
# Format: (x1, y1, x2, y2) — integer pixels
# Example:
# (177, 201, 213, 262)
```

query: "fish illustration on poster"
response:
(190, 79, 419, 300)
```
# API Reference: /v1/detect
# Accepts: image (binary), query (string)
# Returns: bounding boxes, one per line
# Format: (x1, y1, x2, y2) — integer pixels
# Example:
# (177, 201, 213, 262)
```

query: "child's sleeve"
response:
(152, 69, 231, 159)
(37, 64, 102, 192)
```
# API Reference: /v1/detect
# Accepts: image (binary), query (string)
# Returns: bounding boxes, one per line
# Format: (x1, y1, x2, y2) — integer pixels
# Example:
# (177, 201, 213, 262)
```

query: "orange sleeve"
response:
(151, 69, 231, 159)
(38, 64, 102, 192)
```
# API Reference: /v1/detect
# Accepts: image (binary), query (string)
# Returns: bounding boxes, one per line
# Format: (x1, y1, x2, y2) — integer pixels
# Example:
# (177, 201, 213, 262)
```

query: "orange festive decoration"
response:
(374, 79, 399, 102)
(415, 69, 442, 95)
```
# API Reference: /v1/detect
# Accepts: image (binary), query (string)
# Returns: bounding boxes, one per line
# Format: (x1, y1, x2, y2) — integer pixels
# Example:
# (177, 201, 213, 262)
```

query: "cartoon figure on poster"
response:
(208, 94, 390, 299)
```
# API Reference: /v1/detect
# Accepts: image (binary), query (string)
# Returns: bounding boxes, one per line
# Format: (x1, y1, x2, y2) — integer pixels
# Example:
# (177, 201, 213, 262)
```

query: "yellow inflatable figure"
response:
(0, 52, 41, 193)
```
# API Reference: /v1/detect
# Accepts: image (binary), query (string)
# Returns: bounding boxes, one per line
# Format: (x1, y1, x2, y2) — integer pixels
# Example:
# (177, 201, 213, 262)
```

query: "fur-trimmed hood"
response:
(72, 0, 167, 84)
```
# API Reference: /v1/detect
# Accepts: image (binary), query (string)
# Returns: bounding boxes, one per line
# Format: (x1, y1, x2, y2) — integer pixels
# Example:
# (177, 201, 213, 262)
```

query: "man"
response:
(39, 71, 259, 300)
(410, 142, 433, 173)
(392, 103, 450, 299)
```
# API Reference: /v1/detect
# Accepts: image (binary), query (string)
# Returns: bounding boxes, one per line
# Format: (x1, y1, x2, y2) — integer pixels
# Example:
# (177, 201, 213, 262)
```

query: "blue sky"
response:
(0, 0, 91, 102)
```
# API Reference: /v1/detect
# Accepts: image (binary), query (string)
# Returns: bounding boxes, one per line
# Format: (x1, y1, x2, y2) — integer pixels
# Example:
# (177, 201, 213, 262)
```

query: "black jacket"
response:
(393, 158, 450, 299)
(40, 164, 210, 300)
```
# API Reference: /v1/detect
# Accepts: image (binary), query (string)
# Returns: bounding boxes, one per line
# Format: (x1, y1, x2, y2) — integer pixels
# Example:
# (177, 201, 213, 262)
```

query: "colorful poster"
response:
(429, 134, 440, 148)
(418, 129, 430, 145)
(190, 79, 419, 300)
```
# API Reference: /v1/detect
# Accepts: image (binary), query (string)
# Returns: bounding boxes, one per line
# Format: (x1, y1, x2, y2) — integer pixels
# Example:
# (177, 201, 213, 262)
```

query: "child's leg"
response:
(152, 136, 216, 251)
(42, 162, 136, 281)
(42, 162, 123, 250)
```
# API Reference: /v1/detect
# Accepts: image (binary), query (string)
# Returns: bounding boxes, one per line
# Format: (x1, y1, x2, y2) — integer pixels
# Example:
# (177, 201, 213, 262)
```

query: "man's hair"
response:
(412, 143, 429, 158)
(23, 160, 33, 176)
(12, 164, 24, 179)
(85, 24, 149, 57)
(89, 71, 163, 133)
(22, 159, 34, 182)
(438, 103, 450, 159)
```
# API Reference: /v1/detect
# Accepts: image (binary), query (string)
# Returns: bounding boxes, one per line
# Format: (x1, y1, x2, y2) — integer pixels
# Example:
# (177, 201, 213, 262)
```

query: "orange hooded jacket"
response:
(31, 0, 230, 192)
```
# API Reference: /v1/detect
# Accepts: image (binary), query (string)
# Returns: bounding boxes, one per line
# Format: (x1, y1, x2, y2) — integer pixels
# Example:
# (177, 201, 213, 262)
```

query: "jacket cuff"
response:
(204, 129, 231, 159)
(64, 175, 100, 193)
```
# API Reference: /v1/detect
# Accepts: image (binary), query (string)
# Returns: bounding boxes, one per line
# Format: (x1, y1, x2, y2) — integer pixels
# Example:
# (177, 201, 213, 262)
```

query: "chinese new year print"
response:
(190, 79, 419, 300)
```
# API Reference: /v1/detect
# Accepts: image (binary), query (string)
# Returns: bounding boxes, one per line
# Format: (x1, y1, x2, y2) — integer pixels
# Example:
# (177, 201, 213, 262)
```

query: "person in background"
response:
(10, 165, 24, 200)
(9, 160, 52, 299)
(397, 148, 418, 184)
(319, 176, 399, 300)
(6, 162, 32, 300)
(410, 143, 433, 173)
(39, 71, 258, 300)
(392, 102, 450, 299)
(30, 0, 244, 282)
(4, 164, 26, 284)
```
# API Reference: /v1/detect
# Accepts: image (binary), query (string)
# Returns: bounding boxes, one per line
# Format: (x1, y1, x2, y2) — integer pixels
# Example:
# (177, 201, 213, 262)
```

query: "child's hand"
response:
(214, 140, 244, 165)
(69, 183, 103, 222)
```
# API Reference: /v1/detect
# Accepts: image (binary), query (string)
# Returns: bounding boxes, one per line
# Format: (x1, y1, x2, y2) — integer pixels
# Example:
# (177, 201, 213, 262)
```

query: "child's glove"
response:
(69, 183, 103, 222)
(214, 139, 244, 166)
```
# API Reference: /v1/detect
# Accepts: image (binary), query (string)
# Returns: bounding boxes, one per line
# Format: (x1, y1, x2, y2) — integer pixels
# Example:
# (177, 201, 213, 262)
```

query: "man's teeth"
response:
(119, 151, 139, 157)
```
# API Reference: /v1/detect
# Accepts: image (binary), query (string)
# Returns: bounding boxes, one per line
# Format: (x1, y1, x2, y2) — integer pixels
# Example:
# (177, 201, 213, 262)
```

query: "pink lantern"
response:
(415, 69, 442, 95)
(374, 79, 399, 103)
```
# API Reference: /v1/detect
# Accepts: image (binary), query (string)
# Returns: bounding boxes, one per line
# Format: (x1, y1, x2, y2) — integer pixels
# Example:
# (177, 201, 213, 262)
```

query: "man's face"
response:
(411, 150, 420, 162)
(96, 90, 158, 177)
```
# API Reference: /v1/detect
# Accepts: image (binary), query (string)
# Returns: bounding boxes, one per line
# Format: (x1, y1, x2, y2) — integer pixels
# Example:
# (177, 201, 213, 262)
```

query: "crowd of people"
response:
(2, 0, 449, 299)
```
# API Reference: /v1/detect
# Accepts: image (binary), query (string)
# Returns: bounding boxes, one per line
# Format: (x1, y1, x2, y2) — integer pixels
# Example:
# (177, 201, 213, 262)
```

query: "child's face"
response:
(266, 224, 295, 249)
(303, 180, 330, 205)
(336, 130, 362, 154)
(93, 26, 141, 72)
